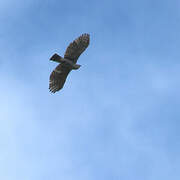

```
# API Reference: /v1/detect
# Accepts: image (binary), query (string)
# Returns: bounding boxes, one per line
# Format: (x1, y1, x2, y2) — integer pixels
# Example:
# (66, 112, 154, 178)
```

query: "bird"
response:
(49, 33, 90, 93)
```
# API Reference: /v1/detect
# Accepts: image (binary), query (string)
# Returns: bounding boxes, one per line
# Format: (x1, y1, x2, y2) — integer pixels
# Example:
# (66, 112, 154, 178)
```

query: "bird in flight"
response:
(49, 33, 90, 93)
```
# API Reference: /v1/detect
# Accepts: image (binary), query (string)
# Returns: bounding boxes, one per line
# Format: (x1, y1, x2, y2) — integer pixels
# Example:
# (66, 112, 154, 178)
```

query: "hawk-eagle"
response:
(49, 33, 90, 93)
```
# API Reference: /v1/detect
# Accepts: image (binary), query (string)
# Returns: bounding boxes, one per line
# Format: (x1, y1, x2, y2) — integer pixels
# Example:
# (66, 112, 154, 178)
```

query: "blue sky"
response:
(0, 0, 180, 179)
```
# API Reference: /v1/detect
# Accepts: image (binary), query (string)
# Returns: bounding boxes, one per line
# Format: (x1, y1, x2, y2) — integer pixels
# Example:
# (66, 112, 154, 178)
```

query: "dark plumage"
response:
(49, 33, 90, 93)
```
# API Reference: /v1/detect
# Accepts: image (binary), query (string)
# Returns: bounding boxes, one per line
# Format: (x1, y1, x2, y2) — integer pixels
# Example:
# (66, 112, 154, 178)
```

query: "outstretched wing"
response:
(64, 33, 90, 63)
(49, 64, 71, 93)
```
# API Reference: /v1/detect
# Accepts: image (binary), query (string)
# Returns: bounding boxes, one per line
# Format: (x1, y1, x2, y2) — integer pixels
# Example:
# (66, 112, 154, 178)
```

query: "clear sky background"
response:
(0, 0, 180, 179)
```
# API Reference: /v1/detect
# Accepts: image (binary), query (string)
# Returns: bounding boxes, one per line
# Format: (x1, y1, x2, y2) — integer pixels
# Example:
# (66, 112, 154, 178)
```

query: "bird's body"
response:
(50, 54, 81, 69)
(49, 33, 90, 93)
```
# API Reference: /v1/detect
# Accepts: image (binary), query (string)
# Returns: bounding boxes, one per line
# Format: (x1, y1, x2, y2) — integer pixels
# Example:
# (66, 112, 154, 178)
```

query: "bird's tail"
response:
(50, 53, 63, 63)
